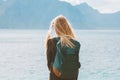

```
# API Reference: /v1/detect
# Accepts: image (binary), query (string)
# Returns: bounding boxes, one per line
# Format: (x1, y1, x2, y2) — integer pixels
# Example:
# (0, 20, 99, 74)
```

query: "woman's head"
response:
(46, 15, 76, 48)
(51, 15, 75, 38)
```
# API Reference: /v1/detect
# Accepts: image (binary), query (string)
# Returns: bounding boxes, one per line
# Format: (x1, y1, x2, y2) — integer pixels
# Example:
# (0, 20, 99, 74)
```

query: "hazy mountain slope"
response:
(0, 0, 120, 29)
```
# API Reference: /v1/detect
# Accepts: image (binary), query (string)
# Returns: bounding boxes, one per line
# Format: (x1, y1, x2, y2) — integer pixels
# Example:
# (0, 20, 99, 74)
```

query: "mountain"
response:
(0, 0, 120, 29)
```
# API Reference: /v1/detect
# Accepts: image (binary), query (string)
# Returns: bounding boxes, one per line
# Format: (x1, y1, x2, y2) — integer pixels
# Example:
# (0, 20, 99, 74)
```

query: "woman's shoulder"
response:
(48, 37, 60, 44)
(47, 37, 58, 48)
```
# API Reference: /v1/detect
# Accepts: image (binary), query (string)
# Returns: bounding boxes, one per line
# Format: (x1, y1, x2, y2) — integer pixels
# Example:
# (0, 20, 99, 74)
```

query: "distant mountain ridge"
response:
(0, 0, 120, 29)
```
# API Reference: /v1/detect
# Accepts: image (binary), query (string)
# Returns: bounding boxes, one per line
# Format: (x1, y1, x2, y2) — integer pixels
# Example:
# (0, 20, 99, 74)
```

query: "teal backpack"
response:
(53, 38, 81, 79)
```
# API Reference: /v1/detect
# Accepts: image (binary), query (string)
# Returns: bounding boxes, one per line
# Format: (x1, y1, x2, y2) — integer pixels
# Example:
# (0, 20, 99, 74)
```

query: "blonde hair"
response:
(46, 15, 76, 48)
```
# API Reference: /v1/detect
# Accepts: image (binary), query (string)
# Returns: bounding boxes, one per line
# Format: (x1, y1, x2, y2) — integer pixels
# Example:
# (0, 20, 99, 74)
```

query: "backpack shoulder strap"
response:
(54, 37, 60, 43)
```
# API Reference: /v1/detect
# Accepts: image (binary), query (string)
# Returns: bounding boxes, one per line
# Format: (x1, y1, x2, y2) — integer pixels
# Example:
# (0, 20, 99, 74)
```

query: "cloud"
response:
(60, 0, 120, 13)
(0, 0, 16, 16)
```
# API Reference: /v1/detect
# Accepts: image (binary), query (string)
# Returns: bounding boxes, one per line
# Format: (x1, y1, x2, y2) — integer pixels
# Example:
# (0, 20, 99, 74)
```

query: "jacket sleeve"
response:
(46, 39, 53, 71)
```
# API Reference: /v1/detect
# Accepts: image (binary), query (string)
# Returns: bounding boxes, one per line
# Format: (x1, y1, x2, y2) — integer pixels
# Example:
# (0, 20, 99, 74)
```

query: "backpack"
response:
(53, 38, 81, 79)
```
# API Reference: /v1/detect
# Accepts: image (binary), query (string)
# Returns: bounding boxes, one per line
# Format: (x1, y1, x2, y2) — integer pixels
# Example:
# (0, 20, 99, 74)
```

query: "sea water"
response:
(0, 29, 120, 80)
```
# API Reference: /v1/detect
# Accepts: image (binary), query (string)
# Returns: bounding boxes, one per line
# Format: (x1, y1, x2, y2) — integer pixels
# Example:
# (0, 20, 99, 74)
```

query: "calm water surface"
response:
(0, 30, 120, 80)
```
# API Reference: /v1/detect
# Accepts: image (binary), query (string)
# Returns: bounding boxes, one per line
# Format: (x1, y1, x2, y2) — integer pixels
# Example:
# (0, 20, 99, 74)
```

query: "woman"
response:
(45, 15, 81, 80)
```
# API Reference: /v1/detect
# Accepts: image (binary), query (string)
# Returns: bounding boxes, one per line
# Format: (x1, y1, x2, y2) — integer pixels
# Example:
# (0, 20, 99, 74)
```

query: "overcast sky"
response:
(60, 0, 120, 13)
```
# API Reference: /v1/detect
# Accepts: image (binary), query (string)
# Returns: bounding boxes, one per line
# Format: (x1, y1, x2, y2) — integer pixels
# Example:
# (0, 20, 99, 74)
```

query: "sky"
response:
(60, 0, 120, 13)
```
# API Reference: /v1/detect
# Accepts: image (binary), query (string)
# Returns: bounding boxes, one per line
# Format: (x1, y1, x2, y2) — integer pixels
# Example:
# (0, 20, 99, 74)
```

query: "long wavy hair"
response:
(46, 15, 76, 48)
